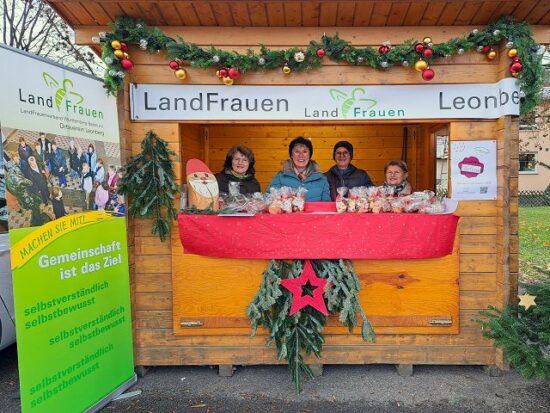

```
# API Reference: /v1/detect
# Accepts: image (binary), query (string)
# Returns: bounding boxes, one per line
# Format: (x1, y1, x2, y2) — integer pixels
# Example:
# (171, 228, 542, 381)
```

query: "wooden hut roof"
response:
(46, 1, 550, 28)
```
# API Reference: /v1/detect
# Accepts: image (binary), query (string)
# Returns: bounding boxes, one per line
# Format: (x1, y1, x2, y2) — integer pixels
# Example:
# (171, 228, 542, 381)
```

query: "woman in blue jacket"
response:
(268, 136, 330, 201)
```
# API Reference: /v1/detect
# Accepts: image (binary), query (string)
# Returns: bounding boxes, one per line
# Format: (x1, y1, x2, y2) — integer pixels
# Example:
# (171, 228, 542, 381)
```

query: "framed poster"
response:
(450, 140, 497, 200)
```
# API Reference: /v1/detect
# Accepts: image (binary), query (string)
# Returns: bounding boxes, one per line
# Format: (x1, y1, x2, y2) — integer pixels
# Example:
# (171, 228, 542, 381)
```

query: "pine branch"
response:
(478, 271, 550, 380)
(247, 259, 374, 393)
(118, 130, 178, 241)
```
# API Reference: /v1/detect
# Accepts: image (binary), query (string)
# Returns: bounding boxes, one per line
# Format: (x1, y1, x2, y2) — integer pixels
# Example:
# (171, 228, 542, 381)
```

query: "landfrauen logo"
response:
(43, 72, 84, 111)
(330, 88, 377, 117)
(17, 72, 104, 120)
(304, 87, 406, 119)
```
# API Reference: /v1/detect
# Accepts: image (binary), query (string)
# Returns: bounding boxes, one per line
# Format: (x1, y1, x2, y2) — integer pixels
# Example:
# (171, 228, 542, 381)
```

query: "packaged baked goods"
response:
(292, 187, 307, 212)
(335, 187, 348, 213)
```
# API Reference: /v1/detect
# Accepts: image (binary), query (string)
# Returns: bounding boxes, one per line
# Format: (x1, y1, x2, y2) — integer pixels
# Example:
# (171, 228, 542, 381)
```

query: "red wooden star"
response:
(280, 260, 329, 316)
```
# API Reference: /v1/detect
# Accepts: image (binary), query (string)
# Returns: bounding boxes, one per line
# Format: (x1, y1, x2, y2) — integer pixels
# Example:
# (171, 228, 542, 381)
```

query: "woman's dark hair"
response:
(384, 160, 408, 174)
(88, 144, 95, 151)
(288, 136, 313, 157)
(223, 145, 256, 175)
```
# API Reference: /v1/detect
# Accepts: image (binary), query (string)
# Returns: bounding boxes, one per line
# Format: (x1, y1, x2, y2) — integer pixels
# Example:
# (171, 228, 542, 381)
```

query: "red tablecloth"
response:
(178, 213, 459, 259)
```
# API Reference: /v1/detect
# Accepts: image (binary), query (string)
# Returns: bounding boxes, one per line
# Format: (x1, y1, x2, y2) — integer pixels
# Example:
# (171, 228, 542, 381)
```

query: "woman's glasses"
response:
(335, 151, 350, 156)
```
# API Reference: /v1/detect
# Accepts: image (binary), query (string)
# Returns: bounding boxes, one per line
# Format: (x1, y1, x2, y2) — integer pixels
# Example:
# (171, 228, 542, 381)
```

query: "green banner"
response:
(1, 44, 135, 413)
(10, 212, 134, 412)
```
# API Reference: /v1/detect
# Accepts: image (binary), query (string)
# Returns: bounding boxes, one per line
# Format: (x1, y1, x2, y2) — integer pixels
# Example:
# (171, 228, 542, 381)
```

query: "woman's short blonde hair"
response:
(384, 160, 408, 174)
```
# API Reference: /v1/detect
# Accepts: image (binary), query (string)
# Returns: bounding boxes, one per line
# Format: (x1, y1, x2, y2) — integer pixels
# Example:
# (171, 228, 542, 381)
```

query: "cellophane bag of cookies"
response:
(336, 186, 348, 213)
(292, 187, 307, 212)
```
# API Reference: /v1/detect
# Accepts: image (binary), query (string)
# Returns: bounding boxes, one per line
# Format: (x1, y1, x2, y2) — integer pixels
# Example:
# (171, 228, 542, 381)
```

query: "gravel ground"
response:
(2, 343, 549, 413)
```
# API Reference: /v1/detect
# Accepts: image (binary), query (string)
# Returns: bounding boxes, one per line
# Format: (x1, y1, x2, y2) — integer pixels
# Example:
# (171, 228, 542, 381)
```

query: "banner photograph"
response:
(0, 45, 135, 413)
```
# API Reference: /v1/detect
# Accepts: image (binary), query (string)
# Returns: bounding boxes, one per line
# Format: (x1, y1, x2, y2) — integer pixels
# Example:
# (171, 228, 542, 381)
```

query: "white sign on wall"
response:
(130, 78, 520, 121)
(0, 45, 119, 143)
(450, 140, 497, 200)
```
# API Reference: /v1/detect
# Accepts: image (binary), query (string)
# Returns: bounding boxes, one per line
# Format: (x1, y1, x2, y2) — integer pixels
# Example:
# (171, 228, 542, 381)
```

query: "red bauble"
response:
(280, 260, 328, 316)
(316, 48, 326, 58)
(378, 45, 390, 54)
(168, 60, 180, 70)
(510, 62, 523, 72)
(228, 68, 241, 79)
(121, 59, 134, 70)
(482, 45, 491, 54)
(120, 41, 128, 51)
(512, 56, 521, 63)
(422, 68, 435, 81)
(415, 43, 425, 53)
(219, 68, 228, 78)
(423, 48, 433, 58)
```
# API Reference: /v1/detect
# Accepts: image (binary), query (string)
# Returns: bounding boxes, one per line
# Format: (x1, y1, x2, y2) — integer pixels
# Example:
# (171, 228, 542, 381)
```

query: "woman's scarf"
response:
(383, 180, 411, 195)
(226, 169, 249, 180)
(283, 160, 319, 181)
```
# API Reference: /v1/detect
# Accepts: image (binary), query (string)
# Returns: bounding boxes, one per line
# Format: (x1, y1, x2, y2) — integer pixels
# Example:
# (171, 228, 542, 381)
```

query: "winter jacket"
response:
(52, 198, 67, 219)
(68, 147, 80, 172)
(50, 148, 68, 177)
(32, 149, 48, 173)
(95, 185, 110, 209)
(18, 144, 32, 162)
(325, 164, 374, 201)
(215, 171, 261, 195)
(86, 151, 97, 174)
(267, 160, 331, 202)
(26, 167, 49, 204)
(94, 165, 105, 184)
(81, 170, 94, 193)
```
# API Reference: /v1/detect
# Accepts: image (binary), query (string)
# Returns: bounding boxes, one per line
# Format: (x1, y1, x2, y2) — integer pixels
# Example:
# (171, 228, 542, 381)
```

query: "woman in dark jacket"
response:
(215, 145, 261, 195)
(50, 141, 68, 188)
(27, 156, 50, 205)
(325, 141, 373, 200)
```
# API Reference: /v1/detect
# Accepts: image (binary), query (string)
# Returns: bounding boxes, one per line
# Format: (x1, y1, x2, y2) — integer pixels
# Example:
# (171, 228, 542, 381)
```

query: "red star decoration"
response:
(280, 260, 329, 316)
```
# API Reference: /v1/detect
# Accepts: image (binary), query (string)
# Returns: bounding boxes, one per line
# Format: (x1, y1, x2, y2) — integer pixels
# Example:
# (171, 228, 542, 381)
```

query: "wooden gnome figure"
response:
(186, 159, 219, 211)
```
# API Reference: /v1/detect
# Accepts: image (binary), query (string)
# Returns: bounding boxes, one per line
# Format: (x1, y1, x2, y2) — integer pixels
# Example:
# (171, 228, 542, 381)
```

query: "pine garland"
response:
(97, 16, 545, 115)
(477, 267, 550, 380)
(118, 130, 178, 241)
(247, 259, 375, 393)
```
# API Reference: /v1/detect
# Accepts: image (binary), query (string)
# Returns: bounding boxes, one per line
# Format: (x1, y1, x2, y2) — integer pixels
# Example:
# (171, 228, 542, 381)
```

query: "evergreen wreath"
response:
(118, 130, 178, 241)
(247, 259, 375, 393)
(95, 15, 545, 114)
(477, 267, 550, 380)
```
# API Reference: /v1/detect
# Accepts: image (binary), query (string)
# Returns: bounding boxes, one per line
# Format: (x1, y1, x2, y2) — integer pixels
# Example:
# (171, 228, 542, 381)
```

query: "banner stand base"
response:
(85, 374, 138, 413)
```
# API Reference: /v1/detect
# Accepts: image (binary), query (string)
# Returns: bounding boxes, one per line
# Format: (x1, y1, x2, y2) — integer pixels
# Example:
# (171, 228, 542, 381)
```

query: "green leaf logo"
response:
(42, 72, 85, 111)
(329, 87, 377, 118)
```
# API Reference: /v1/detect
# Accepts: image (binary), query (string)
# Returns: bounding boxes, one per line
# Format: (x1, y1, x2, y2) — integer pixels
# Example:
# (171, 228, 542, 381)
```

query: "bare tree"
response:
(1, 0, 104, 76)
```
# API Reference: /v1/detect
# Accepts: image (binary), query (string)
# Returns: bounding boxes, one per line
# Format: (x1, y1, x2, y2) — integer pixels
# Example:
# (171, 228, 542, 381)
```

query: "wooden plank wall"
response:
(119, 26, 516, 367)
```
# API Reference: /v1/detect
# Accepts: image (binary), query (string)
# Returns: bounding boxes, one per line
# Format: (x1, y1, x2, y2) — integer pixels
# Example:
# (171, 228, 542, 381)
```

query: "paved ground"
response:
(1, 344, 549, 413)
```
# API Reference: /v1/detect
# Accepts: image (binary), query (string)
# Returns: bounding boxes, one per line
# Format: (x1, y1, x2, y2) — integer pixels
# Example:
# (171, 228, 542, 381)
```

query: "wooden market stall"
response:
(49, 0, 550, 375)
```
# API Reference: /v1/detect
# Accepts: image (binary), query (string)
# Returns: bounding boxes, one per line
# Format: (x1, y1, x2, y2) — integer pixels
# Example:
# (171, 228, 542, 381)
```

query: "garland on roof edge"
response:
(94, 16, 545, 115)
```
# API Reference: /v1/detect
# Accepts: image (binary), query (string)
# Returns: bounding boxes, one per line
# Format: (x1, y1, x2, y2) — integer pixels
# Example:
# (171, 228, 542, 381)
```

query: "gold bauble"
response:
(222, 76, 234, 85)
(414, 60, 428, 72)
(423, 37, 432, 44)
(282, 65, 291, 75)
(487, 51, 497, 60)
(175, 69, 187, 79)
(507, 48, 518, 58)
(111, 40, 121, 50)
(114, 50, 124, 59)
